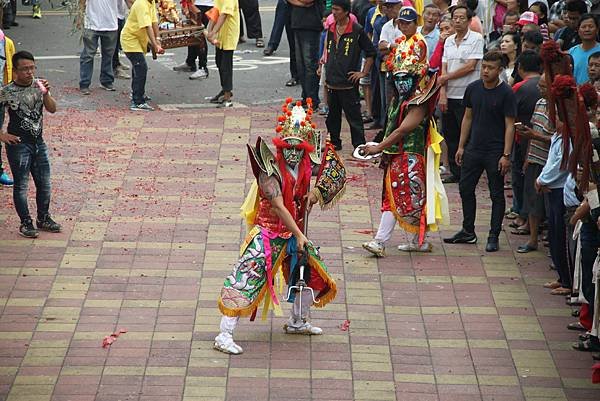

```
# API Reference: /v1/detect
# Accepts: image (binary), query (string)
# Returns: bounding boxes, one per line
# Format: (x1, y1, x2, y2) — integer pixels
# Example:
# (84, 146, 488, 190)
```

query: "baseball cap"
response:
(397, 6, 418, 22)
(517, 11, 539, 26)
(384, 0, 403, 3)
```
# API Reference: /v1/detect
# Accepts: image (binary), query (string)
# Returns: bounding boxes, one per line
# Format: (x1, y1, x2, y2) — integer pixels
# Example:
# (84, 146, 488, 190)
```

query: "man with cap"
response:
(322, 0, 376, 150)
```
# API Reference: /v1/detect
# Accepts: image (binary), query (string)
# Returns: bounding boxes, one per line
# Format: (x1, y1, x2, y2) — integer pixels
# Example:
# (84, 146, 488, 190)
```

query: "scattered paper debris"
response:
(340, 320, 351, 331)
(102, 329, 128, 348)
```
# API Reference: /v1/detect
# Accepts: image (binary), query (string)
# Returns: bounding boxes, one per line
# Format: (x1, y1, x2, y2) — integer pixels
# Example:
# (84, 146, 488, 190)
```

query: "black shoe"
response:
(285, 78, 298, 87)
(442, 175, 459, 184)
(11, 21, 18, 27)
(210, 90, 225, 104)
(263, 46, 274, 56)
(443, 229, 477, 244)
(334, 144, 342, 151)
(2, 25, 10, 30)
(19, 220, 39, 238)
(485, 236, 499, 252)
(36, 215, 61, 233)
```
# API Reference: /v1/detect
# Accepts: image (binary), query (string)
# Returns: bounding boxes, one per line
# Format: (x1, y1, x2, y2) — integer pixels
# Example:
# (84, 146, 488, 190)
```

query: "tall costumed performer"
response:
(214, 98, 347, 354)
(360, 19, 449, 257)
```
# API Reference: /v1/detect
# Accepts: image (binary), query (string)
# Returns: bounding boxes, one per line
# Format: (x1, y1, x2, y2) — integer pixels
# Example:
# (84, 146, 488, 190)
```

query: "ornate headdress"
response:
(273, 97, 321, 164)
(385, 32, 429, 88)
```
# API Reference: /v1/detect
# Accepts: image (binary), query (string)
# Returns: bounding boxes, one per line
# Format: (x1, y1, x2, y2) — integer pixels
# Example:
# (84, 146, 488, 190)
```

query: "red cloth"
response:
(579, 303, 593, 331)
(592, 363, 600, 383)
(429, 41, 444, 71)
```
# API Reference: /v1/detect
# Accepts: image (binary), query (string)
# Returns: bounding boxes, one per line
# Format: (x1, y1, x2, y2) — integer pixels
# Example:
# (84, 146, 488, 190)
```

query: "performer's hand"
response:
(297, 233, 309, 251)
(437, 75, 449, 86)
(0, 132, 21, 145)
(498, 155, 510, 176)
(455, 147, 464, 166)
(305, 191, 318, 215)
(360, 144, 381, 156)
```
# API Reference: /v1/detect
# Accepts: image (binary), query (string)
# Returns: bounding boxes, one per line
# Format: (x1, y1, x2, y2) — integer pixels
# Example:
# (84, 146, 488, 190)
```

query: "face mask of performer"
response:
(393, 73, 418, 103)
(282, 138, 304, 169)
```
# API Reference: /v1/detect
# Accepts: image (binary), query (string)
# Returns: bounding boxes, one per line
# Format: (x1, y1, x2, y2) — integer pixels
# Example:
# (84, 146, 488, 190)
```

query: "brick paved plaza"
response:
(0, 107, 598, 401)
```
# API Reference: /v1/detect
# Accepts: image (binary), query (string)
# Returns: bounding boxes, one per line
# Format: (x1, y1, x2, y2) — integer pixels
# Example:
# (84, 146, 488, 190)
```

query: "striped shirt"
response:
(527, 98, 554, 165)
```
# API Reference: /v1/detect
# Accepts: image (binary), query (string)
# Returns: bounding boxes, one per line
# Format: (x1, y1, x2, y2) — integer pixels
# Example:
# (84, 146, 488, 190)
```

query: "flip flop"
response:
(511, 228, 530, 235)
(550, 287, 571, 296)
(567, 322, 587, 331)
(543, 280, 561, 289)
(517, 244, 538, 253)
(572, 338, 600, 352)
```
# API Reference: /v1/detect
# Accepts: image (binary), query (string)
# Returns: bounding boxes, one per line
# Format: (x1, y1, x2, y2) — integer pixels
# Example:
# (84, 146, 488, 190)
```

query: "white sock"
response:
(374, 211, 396, 243)
(219, 315, 239, 335)
(290, 290, 319, 324)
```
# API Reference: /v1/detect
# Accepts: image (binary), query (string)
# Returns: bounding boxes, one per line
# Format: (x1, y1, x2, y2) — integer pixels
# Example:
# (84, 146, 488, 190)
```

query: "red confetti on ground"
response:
(340, 320, 351, 331)
(101, 328, 128, 348)
(355, 229, 374, 235)
(346, 174, 361, 183)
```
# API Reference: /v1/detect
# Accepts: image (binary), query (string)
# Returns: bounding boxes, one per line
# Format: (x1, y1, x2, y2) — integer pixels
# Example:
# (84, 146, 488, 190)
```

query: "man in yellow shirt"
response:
(121, 0, 164, 111)
(206, 0, 239, 107)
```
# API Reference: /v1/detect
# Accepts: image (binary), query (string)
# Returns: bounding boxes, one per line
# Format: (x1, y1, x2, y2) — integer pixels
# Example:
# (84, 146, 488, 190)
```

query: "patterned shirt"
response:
(0, 81, 44, 144)
(549, 0, 592, 22)
(527, 98, 554, 165)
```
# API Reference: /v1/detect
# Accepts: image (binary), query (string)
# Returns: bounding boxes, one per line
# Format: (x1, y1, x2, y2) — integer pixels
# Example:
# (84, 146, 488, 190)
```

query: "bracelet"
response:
(502, 153, 510, 158)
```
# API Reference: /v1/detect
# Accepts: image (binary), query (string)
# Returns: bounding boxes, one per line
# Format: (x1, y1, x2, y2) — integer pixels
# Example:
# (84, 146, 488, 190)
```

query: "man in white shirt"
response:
(78, 0, 120, 94)
(438, 5, 483, 182)
(378, 0, 403, 108)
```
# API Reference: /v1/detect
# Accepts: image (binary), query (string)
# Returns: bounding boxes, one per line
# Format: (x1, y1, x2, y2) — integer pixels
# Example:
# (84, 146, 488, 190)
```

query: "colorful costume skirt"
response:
(218, 226, 337, 319)
(382, 152, 427, 234)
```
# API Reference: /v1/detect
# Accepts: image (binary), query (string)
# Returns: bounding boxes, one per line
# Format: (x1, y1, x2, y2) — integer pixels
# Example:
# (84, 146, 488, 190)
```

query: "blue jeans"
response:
(294, 29, 320, 105)
(5, 142, 52, 224)
(125, 52, 148, 105)
(79, 28, 118, 89)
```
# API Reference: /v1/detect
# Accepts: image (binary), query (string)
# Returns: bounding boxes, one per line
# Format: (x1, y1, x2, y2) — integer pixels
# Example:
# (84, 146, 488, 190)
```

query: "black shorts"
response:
(523, 163, 546, 218)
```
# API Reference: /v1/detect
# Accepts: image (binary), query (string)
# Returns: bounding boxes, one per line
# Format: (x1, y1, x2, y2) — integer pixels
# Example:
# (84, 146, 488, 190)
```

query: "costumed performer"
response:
(361, 7, 448, 257)
(214, 97, 347, 354)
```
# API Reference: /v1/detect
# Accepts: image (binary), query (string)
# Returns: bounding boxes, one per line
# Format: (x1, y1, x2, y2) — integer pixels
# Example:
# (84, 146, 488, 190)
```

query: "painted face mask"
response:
(393, 73, 418, 103)
(282, 138, 304, 168)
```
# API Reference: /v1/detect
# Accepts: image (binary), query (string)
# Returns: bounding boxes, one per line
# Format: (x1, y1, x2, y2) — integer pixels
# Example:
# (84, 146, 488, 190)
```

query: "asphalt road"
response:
(9, 0, 300, 109)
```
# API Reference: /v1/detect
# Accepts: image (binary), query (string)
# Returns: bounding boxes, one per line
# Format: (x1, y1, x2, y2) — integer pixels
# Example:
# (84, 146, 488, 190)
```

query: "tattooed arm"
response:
(258, 173, 309, 250)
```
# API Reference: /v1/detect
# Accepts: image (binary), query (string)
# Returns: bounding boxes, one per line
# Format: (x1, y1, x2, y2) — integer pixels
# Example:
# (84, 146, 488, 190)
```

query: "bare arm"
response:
(259, 173, 308, 248)
(375, 104, 428, 152)
(455, 107, 472, 166)
(146, 25, 161, 50)
(443, 59, 478, 82)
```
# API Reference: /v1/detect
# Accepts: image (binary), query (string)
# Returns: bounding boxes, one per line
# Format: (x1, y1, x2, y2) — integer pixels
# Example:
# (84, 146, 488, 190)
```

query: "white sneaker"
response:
(397, 242, 433, 253)
(118, 63, 130, 71)
(362, 240, 385, 257)
(189, 69, 209, 80)
(284, 321, 323, 335)
(115, 66, 131, 79)
(213, 332, 243, 354)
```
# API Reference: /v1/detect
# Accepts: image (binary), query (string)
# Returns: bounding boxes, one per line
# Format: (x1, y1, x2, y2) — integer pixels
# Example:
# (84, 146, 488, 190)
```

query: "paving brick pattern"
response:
(0, 107, 598, 401)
